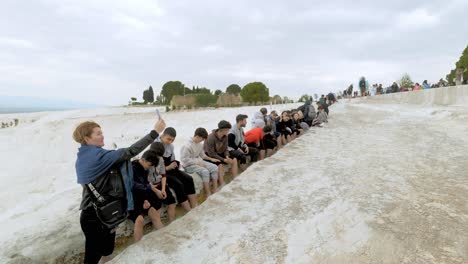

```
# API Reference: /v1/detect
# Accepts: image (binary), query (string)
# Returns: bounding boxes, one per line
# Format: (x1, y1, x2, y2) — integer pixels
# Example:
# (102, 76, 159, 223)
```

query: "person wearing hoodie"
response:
(297, 100, 316, 127)
(312, 105, 328, 126)
(228, 114, 259, 165)
(413, 83, 422, 91)
(251, 107, 268, 128)
(204, 120, 239, 180)
(180, 127, 220, 196)
(245, 125, 276, 160)
(422, 80, 431, 89)
(73, 118, 165, 264)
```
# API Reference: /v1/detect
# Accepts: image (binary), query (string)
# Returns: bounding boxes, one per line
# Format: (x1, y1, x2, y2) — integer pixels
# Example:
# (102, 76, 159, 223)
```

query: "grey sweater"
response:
(180, 138, 209, 167)
(155, 136, 175, 161)
(316, 112, 328, 123)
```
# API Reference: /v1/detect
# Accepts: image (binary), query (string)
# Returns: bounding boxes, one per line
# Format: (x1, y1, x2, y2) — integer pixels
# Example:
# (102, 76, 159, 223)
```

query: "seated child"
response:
(204, 120, 238, 179)
(154, 127, 197, 211)
(180, 127, 221, 196)
(147, 143, 177, 223)
(129, 150, 175, 241)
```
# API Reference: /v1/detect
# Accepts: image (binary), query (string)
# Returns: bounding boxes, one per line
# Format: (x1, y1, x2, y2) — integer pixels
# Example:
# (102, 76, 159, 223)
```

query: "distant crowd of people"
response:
(342, 75, 466, 98)
(73, 99, 332, 263)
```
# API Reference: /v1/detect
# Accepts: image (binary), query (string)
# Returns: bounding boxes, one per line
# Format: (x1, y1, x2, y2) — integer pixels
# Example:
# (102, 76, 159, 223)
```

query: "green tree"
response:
(142, 89, 149, 103)
(399, 73, 414, 88)
(195, 94, 218, 107)
(447, 69, 456, 85)
(160, 81, 187, 104)
(148, 86, 154, 103)
(298, 94, 310, 102)
(447, 45, 468, 85)
(214, 89, 222, 96)
(190, 87, 211, 94)
(226, 84, 241, 95)
(240, 82, 270, 104)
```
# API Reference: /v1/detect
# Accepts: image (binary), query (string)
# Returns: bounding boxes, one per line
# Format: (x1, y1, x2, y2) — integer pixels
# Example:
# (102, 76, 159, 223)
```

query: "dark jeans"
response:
(230, 147, 259, 164)
(166, 169, 196, 203)
(80, 208, 116, 264)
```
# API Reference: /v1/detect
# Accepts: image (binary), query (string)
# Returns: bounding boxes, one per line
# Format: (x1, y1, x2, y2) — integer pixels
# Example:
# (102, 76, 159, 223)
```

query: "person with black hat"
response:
(228, 114, 259, 165)
(204, 120, 239, 182)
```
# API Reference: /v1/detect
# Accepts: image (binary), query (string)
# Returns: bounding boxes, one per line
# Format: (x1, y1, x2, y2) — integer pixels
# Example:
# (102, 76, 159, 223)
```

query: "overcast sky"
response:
(1, 0, 467, 105)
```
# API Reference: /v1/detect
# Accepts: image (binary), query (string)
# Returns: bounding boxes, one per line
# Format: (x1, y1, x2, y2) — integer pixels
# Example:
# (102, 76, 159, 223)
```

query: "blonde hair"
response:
(73, 121, 100, 144)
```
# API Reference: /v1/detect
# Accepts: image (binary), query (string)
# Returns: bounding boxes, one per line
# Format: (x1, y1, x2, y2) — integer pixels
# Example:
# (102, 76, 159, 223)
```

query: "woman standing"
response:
(73, 118, 165, 264)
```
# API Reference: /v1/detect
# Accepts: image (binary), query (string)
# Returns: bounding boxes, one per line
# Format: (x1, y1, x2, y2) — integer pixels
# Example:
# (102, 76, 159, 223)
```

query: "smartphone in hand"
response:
(156, 109, 161, 119)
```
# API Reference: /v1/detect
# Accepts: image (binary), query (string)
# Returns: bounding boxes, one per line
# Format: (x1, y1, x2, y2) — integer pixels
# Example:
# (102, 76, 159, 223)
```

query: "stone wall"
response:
(170, 95, 197, 109)
(216, 94, 242, 107)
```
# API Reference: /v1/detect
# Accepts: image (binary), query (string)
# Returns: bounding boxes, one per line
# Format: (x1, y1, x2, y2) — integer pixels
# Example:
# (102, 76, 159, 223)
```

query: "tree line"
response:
(130, 81, 290, 106)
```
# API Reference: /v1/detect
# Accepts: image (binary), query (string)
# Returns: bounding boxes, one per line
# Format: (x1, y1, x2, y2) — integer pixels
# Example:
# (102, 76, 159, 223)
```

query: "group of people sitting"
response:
(73, 101, 330, 263)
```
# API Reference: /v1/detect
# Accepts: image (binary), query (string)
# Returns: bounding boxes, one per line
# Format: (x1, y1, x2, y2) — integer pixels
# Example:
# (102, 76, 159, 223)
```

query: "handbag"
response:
(87, 182, 128, 229)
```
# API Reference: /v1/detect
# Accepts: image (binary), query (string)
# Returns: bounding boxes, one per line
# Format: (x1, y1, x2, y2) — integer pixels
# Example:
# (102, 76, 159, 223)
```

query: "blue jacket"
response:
(76, 130, 158, 210)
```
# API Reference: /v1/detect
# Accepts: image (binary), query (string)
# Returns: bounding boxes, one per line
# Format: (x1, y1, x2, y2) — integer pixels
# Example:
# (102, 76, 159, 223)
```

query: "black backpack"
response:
(305, 105, 316, 121)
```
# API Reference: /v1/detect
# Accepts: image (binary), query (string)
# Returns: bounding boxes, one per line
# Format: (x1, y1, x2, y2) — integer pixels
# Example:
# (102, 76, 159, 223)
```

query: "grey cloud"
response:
(0, 0, 467, 104)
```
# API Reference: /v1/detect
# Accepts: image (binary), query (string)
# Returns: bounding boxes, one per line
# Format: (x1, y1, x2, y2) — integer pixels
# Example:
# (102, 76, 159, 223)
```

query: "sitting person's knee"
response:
(201, 172, 210, 183)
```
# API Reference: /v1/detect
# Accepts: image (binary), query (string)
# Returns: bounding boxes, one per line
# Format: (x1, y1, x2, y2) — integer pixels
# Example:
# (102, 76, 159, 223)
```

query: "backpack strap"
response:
(86, 183, 106, 204)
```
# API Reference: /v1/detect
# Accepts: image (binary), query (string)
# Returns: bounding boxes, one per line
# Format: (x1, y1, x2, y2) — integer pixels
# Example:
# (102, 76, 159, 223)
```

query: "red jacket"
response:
(245, 128, 263, 144)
